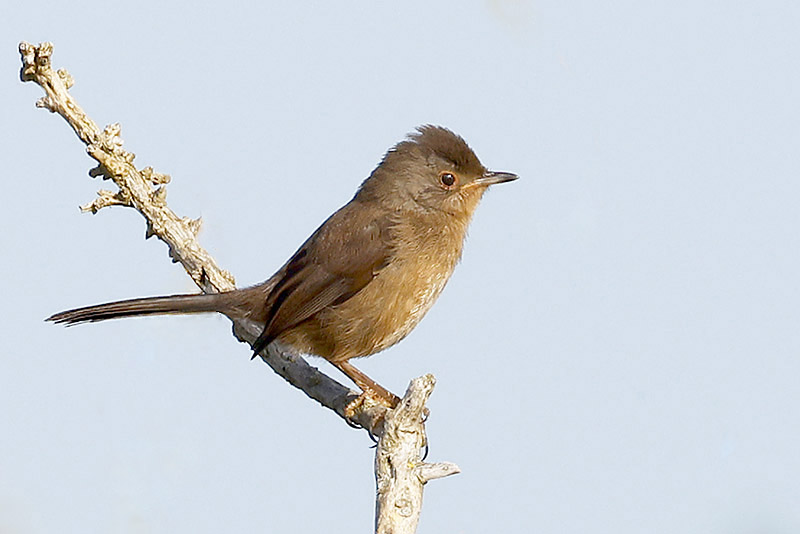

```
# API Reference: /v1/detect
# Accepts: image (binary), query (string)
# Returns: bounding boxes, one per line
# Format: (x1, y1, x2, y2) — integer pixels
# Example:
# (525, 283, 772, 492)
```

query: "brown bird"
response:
(48, 125, 517, 406)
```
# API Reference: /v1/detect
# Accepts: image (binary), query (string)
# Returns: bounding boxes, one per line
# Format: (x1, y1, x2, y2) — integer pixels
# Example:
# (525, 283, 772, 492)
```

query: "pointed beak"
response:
(473, 170, 519, 187)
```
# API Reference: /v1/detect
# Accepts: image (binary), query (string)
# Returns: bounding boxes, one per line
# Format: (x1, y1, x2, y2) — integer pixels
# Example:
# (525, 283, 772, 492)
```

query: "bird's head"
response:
(357, 125, 517, 218)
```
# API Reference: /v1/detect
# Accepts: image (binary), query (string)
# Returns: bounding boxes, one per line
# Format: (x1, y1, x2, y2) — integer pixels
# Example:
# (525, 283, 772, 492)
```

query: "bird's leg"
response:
(334, 361, 401, 408)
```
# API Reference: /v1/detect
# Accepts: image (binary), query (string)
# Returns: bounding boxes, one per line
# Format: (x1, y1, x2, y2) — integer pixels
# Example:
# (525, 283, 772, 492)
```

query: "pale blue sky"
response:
(2, 1, 800, 533)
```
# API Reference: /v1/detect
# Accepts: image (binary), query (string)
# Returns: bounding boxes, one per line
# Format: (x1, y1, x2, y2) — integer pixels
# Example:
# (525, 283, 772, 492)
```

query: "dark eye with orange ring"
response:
(439, 172, 457, 188)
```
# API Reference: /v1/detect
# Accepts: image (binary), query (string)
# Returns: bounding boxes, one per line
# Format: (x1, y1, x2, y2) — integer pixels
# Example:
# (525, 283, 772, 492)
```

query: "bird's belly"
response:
(375, 263, 451, 350)
(319, 256, 457, 361)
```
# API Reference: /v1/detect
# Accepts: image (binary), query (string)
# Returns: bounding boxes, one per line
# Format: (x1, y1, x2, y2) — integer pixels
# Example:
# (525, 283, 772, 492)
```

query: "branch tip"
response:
(80, 189, 132, 213)
(142, 166, 171, 185)
(151, 186, 168, 205)
(416, 461, 461, 484)
(185, 216, 203, 236)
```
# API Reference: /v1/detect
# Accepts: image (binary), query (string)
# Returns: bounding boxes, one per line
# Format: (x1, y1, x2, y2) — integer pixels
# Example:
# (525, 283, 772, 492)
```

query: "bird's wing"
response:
(252, 201, 393, 354)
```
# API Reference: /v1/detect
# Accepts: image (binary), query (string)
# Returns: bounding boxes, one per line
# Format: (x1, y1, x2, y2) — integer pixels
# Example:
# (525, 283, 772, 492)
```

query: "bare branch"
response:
(20, 41, 459, 532)
(375, 375, 460, 533)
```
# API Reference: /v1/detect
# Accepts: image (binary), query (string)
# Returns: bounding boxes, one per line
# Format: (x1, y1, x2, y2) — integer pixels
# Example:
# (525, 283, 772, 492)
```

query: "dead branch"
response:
(19, 41, 459, 533)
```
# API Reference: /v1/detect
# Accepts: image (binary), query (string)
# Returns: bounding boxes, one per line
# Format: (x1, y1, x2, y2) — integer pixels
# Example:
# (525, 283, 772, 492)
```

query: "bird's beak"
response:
(471, 170, 519, 188)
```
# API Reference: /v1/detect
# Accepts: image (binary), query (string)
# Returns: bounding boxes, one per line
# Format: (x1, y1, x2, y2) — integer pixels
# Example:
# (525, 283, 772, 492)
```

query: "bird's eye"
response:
(439, 172, 457, 188)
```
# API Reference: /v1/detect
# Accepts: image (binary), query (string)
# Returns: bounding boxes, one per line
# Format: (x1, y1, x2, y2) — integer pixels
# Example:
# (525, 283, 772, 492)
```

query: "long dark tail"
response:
(47, 292, 235, 326)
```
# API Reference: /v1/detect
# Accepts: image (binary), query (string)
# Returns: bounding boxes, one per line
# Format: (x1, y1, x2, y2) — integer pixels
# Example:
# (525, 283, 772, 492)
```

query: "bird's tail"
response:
(46, 292, 235, 326)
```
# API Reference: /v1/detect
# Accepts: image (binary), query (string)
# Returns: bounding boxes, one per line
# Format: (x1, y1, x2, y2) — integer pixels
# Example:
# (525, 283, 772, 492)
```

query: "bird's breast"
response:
(374, 254, 454, 349)
(316, 214, 468, 361)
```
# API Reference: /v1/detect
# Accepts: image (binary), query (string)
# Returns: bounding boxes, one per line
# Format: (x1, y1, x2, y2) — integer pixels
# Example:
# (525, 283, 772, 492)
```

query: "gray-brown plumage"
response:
(48, 125, 517, 405)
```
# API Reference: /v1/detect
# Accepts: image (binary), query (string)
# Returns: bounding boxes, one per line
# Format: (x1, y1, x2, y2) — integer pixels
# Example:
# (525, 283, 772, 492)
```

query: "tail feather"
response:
(47, 293, 229, 326)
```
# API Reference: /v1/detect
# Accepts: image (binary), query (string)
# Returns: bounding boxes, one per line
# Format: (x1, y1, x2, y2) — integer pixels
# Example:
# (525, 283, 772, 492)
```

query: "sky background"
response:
(2, 1, 799, 533)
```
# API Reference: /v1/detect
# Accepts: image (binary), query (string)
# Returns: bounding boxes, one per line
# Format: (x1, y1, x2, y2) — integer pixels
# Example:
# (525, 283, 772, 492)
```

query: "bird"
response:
(48, 125, 518, 406)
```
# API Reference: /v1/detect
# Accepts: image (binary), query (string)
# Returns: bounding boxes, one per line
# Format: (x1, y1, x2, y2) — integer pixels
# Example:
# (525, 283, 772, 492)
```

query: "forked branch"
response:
(19, 41, 459, 533)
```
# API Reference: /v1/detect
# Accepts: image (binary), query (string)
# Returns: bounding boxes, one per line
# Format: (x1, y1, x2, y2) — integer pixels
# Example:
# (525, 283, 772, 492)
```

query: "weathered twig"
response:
(20, 41, 459, 532)
(375, 375, 460, 534)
